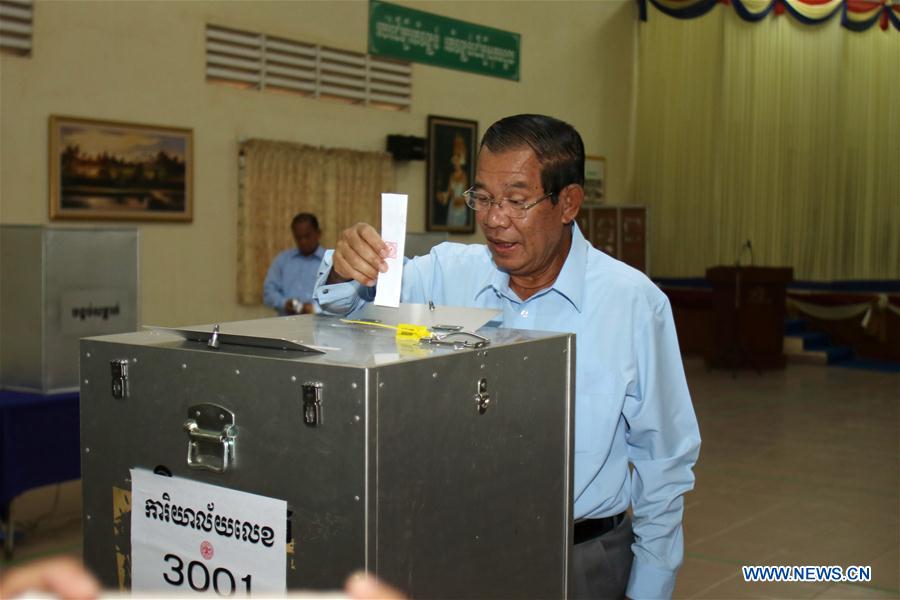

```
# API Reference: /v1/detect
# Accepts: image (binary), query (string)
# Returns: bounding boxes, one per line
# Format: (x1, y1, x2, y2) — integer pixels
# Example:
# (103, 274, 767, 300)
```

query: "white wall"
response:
(0, 0, 638, 326)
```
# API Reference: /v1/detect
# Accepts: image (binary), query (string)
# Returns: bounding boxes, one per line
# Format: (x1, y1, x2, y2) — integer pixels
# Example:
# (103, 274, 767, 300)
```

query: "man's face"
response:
(474, 147, 579, 278)
(292, 221, 321, 256)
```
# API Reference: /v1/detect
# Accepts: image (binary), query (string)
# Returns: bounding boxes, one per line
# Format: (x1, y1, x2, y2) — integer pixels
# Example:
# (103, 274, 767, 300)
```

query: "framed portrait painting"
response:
(426, 115, 478, 233)
(49, 115, 193, 221)
(584, 155, 606, 205)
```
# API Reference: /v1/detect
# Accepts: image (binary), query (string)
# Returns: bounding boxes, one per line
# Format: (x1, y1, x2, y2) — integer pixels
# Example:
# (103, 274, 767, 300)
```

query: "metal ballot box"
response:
(80, 314, 574, 598)
(0, 225, 138, 393)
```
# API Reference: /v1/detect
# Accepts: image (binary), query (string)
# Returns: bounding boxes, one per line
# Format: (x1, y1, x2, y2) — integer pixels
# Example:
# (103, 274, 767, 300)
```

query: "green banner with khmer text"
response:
(368, 0, 520, 81)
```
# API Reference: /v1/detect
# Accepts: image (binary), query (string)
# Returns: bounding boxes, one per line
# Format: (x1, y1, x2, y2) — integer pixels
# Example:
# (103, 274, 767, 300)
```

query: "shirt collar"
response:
(550, 223, 588, 312)
(297, 245, 325, 259)
(475, 223, 589, 311)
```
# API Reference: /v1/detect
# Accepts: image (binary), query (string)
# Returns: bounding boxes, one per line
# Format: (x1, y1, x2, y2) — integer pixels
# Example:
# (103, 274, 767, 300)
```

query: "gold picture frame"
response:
(49, 115, 193, 221)
(426, 115, 478, 233)
(584, 155, 606, 205)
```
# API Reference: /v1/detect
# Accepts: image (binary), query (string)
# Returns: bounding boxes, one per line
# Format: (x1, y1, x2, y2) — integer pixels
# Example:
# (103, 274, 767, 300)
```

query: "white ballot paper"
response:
(130, 468, 286, 596)
(374, 193, 408, 308)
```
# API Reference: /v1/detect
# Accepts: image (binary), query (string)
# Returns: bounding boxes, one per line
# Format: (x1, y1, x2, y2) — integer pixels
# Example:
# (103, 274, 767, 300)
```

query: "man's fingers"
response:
(335, 240, 380, 284)
(333, 246, 379, 287)
(357, 224, 389, 259)
(332, 223, 388, 286)
(0, 556, 101, 600)
(348, 225, 388, 272)
(345, 571, 407, 599)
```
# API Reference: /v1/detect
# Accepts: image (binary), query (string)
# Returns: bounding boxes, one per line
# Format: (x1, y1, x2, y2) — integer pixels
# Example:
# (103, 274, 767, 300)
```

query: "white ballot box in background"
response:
(80, 312, 574, 598)
(0, 225, 139, 393)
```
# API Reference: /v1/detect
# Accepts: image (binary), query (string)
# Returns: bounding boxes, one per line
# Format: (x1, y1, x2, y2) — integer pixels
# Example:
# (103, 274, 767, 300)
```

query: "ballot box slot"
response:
(147, 325, 327, 354)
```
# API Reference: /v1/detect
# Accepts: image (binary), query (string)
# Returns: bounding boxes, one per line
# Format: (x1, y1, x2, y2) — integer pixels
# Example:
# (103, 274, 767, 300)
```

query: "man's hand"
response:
(345, 571, 406, 599)
(0, 556, 101, 600)
(284, 299, 298, 315)
(300, 302, 315, 314)
(328, 223, 389, 287)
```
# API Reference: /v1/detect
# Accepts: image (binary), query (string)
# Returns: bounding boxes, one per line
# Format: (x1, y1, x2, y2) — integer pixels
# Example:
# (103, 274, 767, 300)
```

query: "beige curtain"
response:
(636, 6, 900, 280)
(237, 139, 393, 304)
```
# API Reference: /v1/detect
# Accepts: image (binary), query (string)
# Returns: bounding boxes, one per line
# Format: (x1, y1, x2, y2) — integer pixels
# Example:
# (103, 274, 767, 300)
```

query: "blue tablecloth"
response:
(0, 390, 81, 508)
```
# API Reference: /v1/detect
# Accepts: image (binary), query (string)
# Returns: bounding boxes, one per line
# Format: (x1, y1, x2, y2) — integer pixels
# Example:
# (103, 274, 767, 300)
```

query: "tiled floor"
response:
(675, 359, 899, 599)
(2, 358, 898, 598)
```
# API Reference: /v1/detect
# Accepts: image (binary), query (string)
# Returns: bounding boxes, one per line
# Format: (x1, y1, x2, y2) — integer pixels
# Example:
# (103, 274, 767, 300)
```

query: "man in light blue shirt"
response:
(264, 212, 325, 315)
(314, 115, 700, 599)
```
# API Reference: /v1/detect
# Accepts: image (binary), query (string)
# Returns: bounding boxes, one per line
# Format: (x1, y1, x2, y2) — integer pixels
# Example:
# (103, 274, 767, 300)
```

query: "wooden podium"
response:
(705, 266, 793, 370)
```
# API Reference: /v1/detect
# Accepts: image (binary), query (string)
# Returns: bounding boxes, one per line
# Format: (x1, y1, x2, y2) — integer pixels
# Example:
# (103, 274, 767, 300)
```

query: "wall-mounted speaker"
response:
(387, 135, 426, 161)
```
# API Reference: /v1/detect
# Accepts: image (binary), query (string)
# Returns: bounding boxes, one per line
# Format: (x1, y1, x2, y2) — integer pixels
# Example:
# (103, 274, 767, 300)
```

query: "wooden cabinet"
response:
(576, 205, 648, 273)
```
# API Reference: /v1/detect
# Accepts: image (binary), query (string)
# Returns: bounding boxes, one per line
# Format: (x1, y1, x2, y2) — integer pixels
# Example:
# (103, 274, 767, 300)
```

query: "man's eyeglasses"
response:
(463, 187, 554, 219)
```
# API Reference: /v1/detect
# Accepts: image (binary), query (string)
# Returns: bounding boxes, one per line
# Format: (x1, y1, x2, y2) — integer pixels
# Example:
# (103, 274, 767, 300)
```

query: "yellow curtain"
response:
(236, 139, 394, 304)
(636, 5, 900, 280)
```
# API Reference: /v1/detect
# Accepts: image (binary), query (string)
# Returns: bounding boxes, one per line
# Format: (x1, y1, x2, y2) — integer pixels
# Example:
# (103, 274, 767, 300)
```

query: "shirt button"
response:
(520, 309, 528, 317)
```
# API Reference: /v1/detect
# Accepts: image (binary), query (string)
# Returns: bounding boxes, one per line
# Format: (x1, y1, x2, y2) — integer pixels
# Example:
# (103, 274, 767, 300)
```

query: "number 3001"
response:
(163, 553, 252, 596)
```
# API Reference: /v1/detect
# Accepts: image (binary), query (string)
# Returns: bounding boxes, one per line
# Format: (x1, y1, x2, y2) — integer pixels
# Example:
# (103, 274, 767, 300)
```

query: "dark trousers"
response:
(573, 515, 634, 600)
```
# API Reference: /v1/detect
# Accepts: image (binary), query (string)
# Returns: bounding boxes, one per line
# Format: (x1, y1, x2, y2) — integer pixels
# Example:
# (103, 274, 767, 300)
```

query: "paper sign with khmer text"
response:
(130, 468, 286, 596)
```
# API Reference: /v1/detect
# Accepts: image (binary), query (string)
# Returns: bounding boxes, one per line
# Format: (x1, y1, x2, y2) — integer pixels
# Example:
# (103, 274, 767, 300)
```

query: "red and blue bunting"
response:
(637, 0, 900, 31)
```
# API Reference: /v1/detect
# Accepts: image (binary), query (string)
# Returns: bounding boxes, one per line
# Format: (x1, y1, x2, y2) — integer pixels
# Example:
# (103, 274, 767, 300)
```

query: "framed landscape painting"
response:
(49, 115, 193, 221)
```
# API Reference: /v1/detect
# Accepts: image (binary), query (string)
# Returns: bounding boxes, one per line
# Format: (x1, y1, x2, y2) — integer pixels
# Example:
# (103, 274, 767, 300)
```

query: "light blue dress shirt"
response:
(263, 245, 325, 315)
(313, 225, 700, 599)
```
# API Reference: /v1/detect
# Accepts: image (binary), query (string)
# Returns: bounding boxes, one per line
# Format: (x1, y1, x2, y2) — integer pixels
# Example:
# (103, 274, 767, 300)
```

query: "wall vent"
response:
(206, 24, 411, 111)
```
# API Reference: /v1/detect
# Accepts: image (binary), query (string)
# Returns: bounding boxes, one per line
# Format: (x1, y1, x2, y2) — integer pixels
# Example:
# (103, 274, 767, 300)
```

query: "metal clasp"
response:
(420, 331, 490, 351)
(184, 404, 236, 472)
(475, 378, 490, 414)
(110, 359, 129, 399)
(302, 382, 323, 426)
(207, 324, 220, 349)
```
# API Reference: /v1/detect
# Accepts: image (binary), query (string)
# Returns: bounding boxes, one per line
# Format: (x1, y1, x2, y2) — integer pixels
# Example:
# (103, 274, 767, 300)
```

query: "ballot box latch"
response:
(183, 403, 237, 472)
(110, 359, 129, 399)
(475, 378, 491, 414)
(302, 382, 324, 427)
